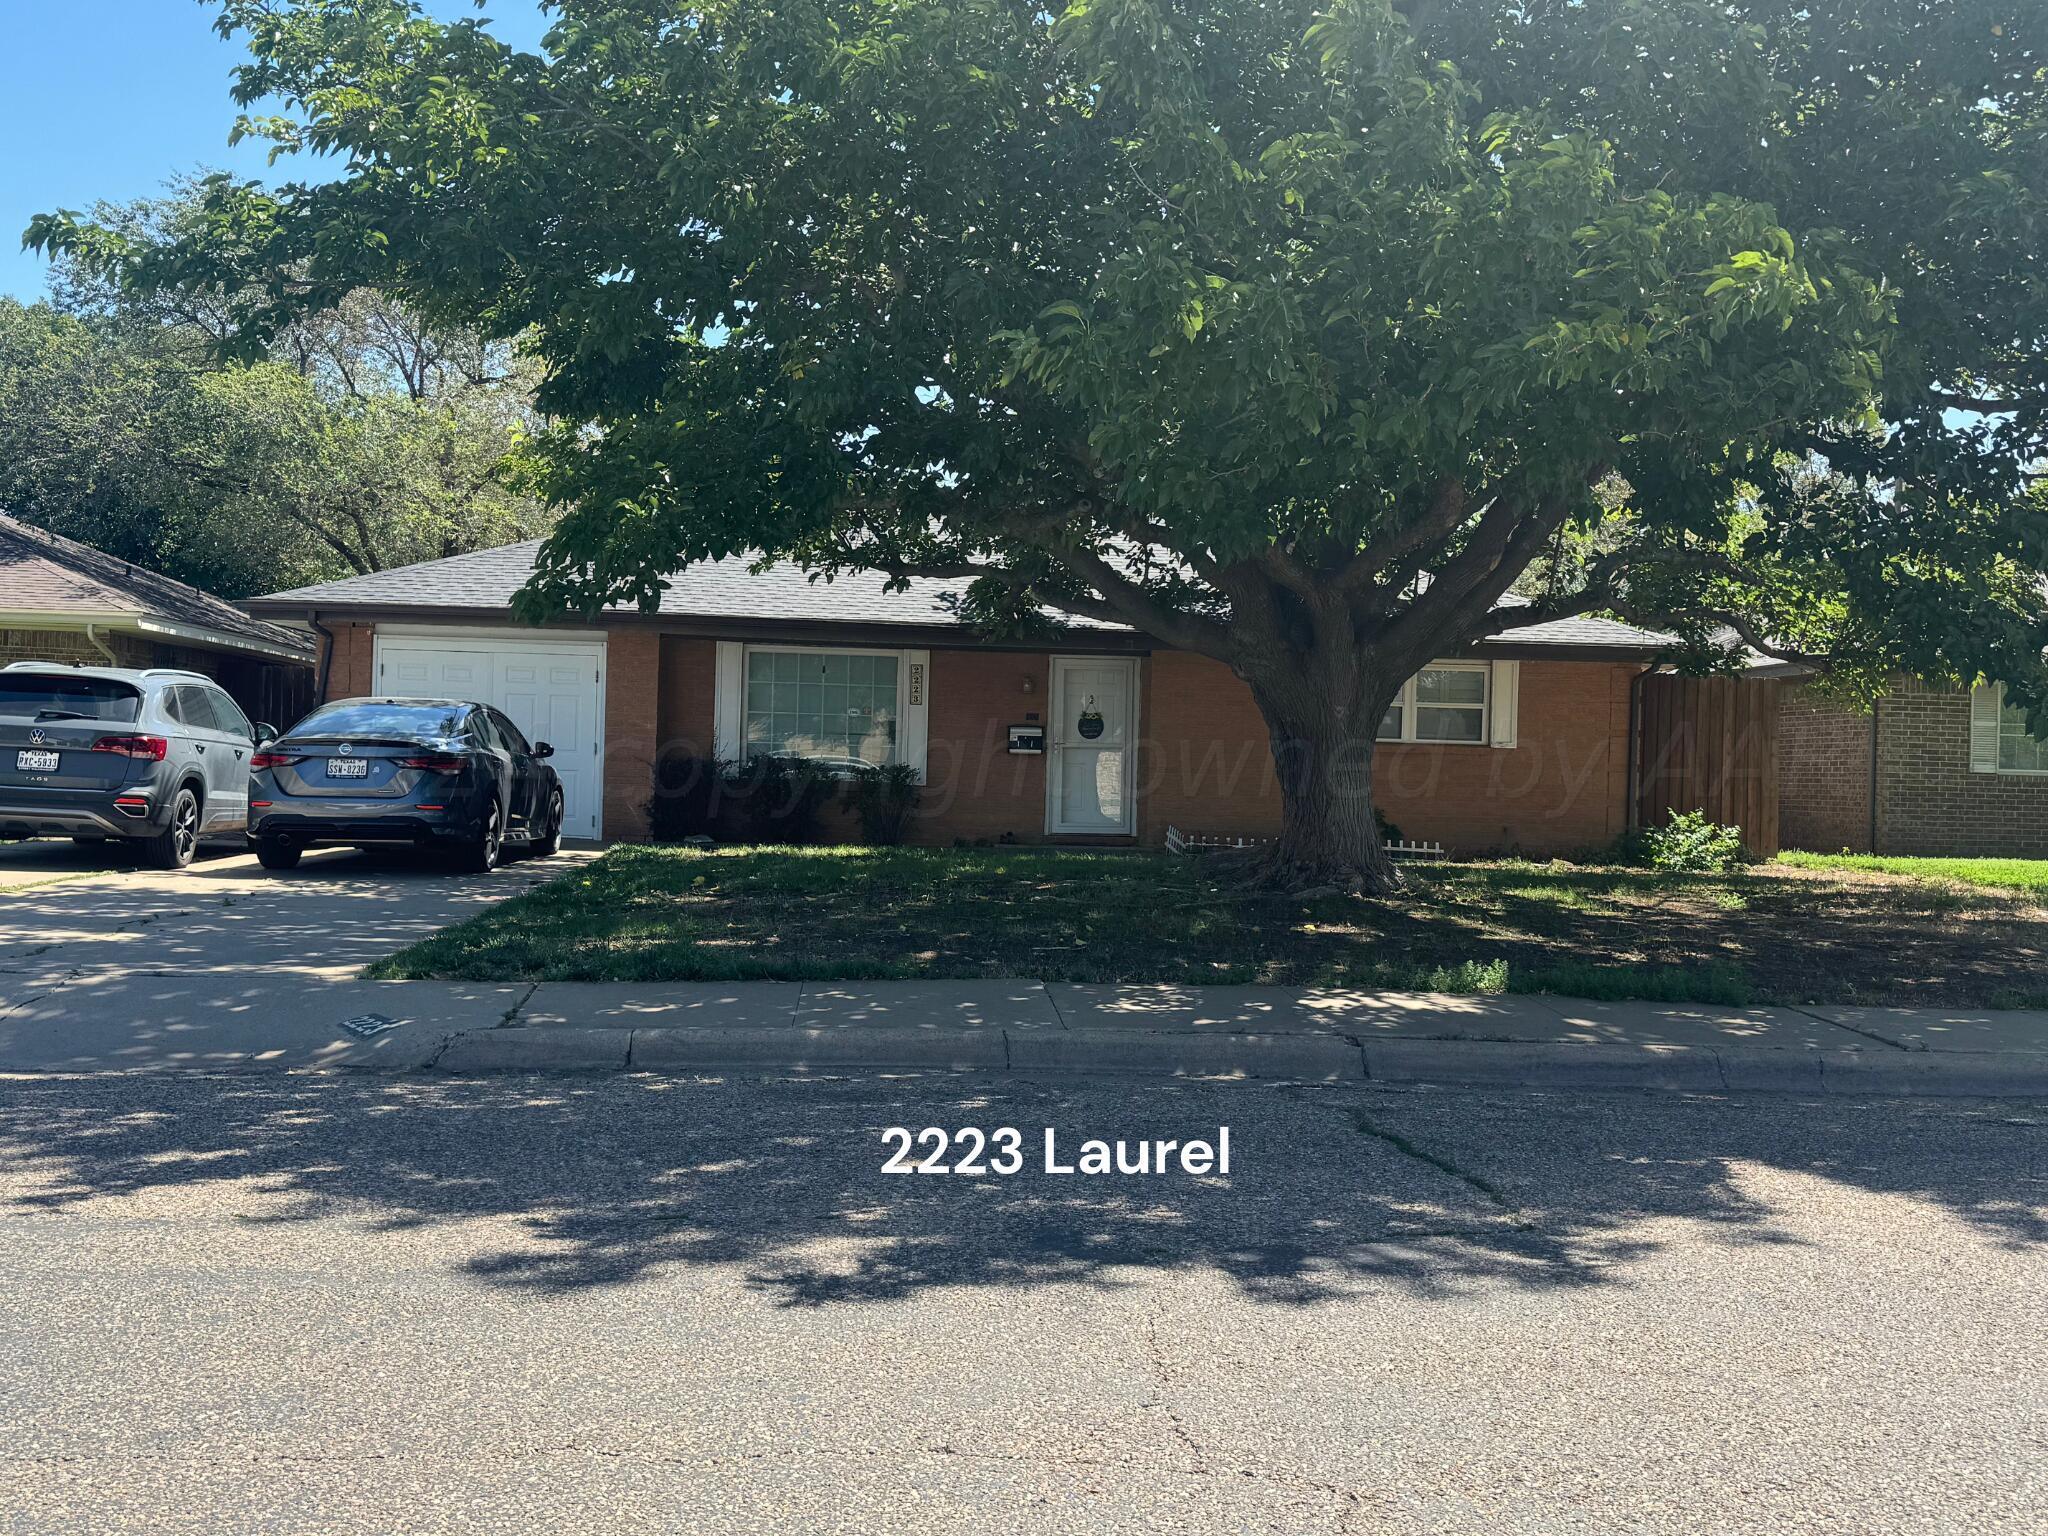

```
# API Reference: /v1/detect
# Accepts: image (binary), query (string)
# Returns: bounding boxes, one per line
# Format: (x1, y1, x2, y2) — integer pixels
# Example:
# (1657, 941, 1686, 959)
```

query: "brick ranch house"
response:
(1776, 673, 2048, 858)
(0, 512, 313, 722)
(245, 539, 1729, 854)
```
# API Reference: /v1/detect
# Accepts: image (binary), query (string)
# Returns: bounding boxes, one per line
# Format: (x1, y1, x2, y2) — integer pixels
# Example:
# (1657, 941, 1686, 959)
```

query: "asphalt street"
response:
(2, 1071, 2042, 1534)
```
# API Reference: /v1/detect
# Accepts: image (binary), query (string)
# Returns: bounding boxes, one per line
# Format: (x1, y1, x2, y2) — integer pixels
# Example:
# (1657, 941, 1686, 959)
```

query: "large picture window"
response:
(1376, 663, 1490, 744)
(744, 648, 902, 765)
(2000, 698, 2048, 774)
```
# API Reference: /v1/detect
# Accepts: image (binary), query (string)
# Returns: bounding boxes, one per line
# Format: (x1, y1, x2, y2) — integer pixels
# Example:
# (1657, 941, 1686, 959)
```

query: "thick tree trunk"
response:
(1245, 676, 1404, 896)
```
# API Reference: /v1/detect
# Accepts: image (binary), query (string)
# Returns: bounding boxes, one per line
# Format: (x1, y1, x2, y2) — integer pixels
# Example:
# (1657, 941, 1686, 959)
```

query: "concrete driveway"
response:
(0, 840, 592, 1072)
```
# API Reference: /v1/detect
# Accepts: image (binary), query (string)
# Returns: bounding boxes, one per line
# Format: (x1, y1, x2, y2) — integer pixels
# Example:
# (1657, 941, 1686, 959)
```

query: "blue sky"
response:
(0, 0, 553, 301)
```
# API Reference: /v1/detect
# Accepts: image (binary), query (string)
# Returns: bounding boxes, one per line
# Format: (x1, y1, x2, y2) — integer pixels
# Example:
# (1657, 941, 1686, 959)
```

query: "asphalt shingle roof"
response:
(247, 539, 1678, 653)
(0, 513, 314, 659)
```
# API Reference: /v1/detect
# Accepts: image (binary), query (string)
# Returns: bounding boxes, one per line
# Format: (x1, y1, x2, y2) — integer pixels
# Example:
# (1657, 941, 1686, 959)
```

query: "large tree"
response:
(33, 0, 2048, 889)
(6, 186, 551, 596)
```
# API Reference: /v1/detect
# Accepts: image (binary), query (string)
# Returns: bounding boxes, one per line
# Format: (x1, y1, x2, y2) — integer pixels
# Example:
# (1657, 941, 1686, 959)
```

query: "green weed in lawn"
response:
(1778, 851, 2048, 897)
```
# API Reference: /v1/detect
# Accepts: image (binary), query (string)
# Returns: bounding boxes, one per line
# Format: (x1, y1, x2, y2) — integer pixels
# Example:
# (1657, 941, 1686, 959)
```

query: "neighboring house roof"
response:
(0, 513, 314, 663)
(245, 538, 1682, 656)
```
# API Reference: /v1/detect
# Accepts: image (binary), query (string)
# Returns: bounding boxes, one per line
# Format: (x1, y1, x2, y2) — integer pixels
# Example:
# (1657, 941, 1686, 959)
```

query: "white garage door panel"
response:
(372, 636, 606, 839)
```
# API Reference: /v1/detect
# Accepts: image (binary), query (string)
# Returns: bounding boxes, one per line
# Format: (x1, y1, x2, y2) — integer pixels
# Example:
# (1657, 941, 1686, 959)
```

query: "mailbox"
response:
(1007, 724, 1046, 755)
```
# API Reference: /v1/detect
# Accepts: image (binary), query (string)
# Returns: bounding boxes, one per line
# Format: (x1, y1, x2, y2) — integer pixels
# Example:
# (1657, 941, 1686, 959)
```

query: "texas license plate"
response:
(15, 750, 58, 773)
(324, 757, 370, 779)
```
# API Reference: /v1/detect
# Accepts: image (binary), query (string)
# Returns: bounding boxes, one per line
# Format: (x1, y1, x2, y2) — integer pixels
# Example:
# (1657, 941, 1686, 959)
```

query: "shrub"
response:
(645, 753, 841, 844)
(722, 755, 839, 843)
(646, 751, 730, 843)
(842, 762, 922, 845)
(1636, 809, 1749, 874)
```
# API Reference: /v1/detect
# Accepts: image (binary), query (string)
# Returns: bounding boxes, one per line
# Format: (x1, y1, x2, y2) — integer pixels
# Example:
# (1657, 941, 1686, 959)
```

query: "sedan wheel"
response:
(458, 800, 502, 874)
(533, 789, 566, 858)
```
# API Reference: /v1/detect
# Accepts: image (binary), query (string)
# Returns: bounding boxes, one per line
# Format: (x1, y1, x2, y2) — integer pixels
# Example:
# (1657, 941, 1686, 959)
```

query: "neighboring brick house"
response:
(1776, 676, 2048, 857)
(0, 513, 314, 722)
(245, 539, 1689, 853)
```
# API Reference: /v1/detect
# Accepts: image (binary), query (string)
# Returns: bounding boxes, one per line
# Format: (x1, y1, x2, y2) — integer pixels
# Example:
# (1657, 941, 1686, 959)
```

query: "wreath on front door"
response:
(1076, 696, 1105, 740)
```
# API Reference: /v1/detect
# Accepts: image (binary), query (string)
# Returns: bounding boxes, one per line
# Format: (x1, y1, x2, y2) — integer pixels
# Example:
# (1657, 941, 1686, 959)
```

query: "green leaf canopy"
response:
(29, 0, 2048, 877)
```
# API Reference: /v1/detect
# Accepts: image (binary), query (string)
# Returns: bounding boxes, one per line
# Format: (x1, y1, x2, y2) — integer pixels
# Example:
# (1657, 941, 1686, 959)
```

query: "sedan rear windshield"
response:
(0, 674, 143, 723)
(288, 702, 469, 741)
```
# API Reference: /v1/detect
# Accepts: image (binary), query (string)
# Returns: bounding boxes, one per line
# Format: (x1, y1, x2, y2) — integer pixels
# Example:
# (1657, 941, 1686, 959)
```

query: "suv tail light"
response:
(250, 750, 305, 770)
(397, 754, 465, 775)
(91, 734, 168, 761)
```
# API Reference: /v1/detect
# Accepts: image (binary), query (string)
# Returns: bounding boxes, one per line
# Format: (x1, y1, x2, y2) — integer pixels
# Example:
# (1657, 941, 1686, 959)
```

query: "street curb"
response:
(1817, 1050, 2048, 1098)
(398, 1026, 2048, 1098)
(1363, 1040, 1724, 1092)
(433, 1027, 633, 1073)
(1008, 1030, 1364, 1081)
(630, 1026, 1008, 1073)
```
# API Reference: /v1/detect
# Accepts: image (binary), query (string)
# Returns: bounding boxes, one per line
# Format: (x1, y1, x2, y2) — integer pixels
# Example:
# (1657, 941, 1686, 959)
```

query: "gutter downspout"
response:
(83, 623, 118, 665)
(1867, 695, 1881, 855)
(309, 612, 336, 703)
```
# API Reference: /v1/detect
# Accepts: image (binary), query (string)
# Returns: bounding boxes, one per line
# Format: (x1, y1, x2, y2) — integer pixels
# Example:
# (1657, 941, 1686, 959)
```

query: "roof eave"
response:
(0, 608, 312, 665)
(243, 599, 1153, 652)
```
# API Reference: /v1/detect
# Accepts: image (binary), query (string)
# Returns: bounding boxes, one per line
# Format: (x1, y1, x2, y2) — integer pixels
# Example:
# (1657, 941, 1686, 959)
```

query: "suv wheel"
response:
(144, 788, 201, 870)
(533, 789, 565, 858)
(255, 836, 302, 871)
(457, 799, 502, 874)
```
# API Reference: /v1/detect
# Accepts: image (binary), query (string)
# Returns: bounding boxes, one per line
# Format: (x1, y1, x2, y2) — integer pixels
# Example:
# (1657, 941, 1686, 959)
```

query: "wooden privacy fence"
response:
(1634, 674, 1782, 857)
(216, 657, 318, 734)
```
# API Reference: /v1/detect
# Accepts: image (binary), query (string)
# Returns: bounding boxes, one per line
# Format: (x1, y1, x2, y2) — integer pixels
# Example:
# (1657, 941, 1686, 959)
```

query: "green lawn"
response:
(370, 844, 2048, 1008)
(1777, 850, 2048, 896)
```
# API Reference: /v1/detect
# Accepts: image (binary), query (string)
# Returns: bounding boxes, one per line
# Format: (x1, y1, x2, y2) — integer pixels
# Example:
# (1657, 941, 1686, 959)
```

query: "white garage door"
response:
(372, 632, 607, 839)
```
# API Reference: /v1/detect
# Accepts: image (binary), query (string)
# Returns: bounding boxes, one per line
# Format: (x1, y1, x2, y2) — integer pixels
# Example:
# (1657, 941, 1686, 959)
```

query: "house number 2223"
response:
(879, 1126, 1026, 1175)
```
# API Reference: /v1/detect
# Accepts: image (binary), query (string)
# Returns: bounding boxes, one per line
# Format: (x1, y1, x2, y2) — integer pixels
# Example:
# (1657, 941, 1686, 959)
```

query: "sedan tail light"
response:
(249, 751, 306, 770)
(91, 735, 168, 761)
(397, 754, 466, 775)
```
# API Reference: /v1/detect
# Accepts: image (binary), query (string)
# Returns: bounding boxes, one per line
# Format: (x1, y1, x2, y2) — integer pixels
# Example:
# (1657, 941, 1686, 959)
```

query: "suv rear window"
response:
(289, 701, 469, 741)
(0, 674, 143, 723)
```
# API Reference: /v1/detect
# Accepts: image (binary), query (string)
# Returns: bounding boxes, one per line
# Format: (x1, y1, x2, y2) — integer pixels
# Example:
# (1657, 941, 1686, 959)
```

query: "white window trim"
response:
(1376, 660, 1516, 747)
(1973, 682, 2048, 776)
(713, 640, 931, 779)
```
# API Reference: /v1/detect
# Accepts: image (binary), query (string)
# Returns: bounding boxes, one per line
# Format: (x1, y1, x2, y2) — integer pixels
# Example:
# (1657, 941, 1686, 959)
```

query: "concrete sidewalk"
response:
(1, 974, 2045, 1096)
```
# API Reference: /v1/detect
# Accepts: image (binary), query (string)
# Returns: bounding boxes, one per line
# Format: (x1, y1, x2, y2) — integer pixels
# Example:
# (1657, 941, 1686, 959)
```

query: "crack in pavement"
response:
(1787, 1003, 1917, 1051)
(1344, 1107, 1537, 1231)
(495, 982, 541, 1029)
(1139, 1292, 1206, 1473)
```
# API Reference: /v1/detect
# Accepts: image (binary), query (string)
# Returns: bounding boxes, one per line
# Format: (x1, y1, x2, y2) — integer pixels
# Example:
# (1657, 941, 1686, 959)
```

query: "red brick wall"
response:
(1776, 684, 1874, 853)
(655, 636, 718, 754)
(602, 628, 661, 841)
(1136, 653, 1637, 856)
(915, 649, 1052, 843)
(1872, 678, 2048, 858)
(309, 622, 1643, 854)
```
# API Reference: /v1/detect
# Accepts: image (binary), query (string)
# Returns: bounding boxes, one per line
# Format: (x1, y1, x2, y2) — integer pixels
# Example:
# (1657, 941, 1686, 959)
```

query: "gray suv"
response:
(0, 664, 276, 869)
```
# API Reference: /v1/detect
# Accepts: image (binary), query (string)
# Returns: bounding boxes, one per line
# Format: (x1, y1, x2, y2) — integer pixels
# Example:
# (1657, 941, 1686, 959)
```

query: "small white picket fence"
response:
(1163, 825, 1444, 861)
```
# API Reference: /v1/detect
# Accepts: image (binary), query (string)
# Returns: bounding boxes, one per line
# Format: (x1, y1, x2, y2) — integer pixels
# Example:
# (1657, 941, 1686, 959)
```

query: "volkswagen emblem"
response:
(339, 742, 355, 755)
(27, 728, 45, 745)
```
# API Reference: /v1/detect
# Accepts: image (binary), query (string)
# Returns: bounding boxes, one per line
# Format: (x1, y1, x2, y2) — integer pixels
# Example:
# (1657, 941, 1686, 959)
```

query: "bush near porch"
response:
(371, 846, 2048, 1008)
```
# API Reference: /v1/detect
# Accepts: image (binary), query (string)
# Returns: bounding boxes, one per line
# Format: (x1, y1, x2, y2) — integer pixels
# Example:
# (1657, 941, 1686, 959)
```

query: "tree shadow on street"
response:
(0, 1072, 2040, 1307)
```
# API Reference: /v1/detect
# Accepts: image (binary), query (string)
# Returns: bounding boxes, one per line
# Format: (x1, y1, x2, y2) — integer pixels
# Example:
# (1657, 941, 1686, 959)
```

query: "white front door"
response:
(373, 634, 607, 839)
(1047, 656, 1138, 835)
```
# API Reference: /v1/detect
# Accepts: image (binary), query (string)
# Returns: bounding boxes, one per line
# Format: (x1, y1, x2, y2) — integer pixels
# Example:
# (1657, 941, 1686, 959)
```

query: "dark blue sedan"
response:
(248, 697, 565, 873)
